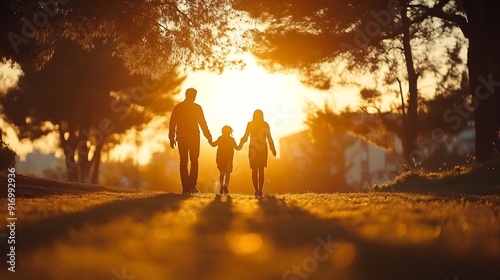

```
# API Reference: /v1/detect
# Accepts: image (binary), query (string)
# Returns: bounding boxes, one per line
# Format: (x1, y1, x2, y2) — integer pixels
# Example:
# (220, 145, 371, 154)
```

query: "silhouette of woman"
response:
(239, 109, 277, 198)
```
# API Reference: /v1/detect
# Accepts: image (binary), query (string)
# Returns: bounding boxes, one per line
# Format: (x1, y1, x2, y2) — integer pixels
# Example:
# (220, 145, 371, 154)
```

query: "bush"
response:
(371, 157, 500, 193)
(0, 142, 16, 170)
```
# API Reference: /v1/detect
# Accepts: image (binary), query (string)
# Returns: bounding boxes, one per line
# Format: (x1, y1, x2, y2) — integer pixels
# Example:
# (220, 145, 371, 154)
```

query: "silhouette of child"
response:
(210, 125, 241, 194)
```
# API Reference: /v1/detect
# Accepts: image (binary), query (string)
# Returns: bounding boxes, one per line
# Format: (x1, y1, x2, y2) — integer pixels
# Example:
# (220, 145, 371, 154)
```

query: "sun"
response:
(107, 57, 321, 165)
(184, 57, 314, 141)
(1, 56, 360, 166)
(107, 58, 309, 165)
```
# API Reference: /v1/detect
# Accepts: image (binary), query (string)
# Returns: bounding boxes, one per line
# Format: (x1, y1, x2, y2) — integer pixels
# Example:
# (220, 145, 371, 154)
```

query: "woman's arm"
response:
(266, 123, 277, 157)
(233, 139, 242, 151)
(239, 122, 251, 148)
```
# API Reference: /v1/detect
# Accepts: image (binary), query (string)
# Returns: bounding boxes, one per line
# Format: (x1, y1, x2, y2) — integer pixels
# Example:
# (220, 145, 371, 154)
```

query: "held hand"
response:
(169, 139, 176, 149)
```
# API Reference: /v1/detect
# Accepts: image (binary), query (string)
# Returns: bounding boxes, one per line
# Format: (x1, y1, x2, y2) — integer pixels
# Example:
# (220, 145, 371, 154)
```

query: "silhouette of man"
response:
(169, 88, 212, 193)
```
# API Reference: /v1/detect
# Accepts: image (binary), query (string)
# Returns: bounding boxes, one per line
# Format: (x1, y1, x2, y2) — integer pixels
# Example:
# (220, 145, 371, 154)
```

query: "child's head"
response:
(222, 125, 233, 136)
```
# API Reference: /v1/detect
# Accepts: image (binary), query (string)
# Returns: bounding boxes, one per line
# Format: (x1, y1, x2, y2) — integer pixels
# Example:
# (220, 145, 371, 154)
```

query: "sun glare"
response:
(103, 56, 361, 165)
(2, 56, 361, 165)
(184, 56, 338, 141)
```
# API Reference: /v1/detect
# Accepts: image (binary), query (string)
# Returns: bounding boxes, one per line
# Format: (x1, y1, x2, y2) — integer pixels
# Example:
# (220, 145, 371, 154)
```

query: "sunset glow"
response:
(1, 1, 499, 279)
(182, 56, 359, 141)
(1, 57, 363, 165)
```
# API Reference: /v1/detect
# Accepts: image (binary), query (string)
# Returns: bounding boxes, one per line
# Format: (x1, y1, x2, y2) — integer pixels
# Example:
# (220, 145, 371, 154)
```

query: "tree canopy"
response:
(1, 40, 183, 182)
(1, 0, 245, 75)
(236, 0, 499, 162)
(0, 0, 251, 182)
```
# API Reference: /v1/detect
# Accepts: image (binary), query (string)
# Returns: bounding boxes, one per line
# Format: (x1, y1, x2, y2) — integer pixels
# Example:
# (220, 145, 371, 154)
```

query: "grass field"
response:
(0, 164, 499, 280)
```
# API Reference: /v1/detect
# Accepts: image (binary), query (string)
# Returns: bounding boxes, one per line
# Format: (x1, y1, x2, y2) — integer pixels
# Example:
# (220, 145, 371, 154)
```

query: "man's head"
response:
(185, 88, 197, 102)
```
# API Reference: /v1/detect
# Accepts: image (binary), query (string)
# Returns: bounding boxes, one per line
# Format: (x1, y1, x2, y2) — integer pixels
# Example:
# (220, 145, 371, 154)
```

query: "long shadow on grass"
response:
(188, 194, 234, 280)
(16, 193, 189, 253)
(254, 195, 499, 280)
(255, 195, 359, 248)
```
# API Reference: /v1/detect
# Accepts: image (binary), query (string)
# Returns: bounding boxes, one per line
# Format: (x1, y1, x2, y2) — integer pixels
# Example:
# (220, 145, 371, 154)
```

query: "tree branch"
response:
(427, 10, 469, 37)
(407, 1, 469, 38)
(157, 1, 195, 27)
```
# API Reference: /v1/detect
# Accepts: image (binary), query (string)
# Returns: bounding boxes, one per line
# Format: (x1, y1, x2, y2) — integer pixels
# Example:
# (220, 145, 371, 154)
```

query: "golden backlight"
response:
(109, 56, 360, 164)
(0, 58, 360, 165)
(183, 56, 356, 141)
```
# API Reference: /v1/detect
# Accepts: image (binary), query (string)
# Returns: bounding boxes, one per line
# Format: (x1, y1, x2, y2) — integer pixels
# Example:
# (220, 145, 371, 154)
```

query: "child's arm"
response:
(239, 123, 250, 149)
(234, 139, 242, 151)
(209, 139, 217, 147)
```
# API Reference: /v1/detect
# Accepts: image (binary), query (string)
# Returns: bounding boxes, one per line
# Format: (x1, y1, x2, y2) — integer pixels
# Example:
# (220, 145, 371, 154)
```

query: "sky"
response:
(0, 56, 362, 164)
(109, 55, 361, 164)
(0, 46, 454, 165)
(1, 51, 458, 166)
(182, 56, 359, 140)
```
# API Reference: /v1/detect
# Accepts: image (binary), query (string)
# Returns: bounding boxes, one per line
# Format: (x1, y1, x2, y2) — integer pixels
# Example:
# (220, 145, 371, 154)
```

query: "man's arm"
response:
(198, 106, 212, 142)
(168, 107, 177, 148)
(210, 138, 218, 147)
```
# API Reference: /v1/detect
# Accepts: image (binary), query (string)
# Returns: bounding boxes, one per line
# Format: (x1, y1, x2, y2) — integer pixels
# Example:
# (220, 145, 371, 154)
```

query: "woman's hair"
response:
(252, 109, 264, 122)
(222, 125, 233, 136)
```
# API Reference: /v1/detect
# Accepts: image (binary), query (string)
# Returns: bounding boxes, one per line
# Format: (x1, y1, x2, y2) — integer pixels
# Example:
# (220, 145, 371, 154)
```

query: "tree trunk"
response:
(59, 125, 79, 182)
(89, 141, 103, 184)
(77, 132, 91, 183)
(335, 135, 355, 192)
(401, 6, 419, 164)
(463, 1, 500, 162)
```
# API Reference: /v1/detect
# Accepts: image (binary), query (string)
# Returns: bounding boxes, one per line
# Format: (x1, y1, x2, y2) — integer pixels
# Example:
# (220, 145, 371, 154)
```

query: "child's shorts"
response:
(217, 161, 233, 173)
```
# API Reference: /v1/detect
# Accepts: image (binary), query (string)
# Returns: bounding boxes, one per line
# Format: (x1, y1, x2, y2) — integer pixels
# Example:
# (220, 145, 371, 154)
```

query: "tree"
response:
(235, 0, 500, 162)
(303, 103, 356, 191)
(459, 1, 500, 161)
(0, 128, 16, 170)
(1, 0, 247, 182)
(1, 0, 244, 74)
(305, 72, 472, 171)
(354, 88, 402, 151)
(1, 40, 183, 183)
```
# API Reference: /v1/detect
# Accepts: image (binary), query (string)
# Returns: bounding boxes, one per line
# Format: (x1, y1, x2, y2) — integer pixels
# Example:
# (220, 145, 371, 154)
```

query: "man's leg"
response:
(188, 136, 201, 192)
(177, 138, 189, 193)
(219, 171, 225, 188)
